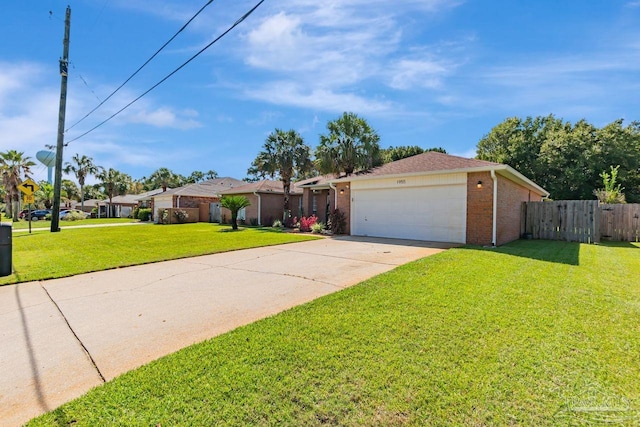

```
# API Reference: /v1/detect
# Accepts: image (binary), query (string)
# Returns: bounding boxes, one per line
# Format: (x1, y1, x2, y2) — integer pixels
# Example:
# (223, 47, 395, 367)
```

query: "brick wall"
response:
(496, 177, 543, 245)
(467, 172, 545, 246)
(335, 183, 351, 234)
(220, 193, 302, 226)
(466, 172, 494, 245)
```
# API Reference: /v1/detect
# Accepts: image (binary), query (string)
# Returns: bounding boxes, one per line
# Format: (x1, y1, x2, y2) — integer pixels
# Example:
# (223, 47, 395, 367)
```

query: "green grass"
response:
(28, 240, 640, 426)
(6, 217, 138, 230)
(1, 223, 319, 285)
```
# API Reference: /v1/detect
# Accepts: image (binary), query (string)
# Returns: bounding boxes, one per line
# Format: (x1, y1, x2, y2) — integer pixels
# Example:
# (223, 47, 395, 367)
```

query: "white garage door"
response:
(351, 184, 466, 243)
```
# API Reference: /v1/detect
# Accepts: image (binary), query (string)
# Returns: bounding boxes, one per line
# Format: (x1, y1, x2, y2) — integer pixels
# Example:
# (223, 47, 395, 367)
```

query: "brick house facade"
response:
(304, 152, 548, 246)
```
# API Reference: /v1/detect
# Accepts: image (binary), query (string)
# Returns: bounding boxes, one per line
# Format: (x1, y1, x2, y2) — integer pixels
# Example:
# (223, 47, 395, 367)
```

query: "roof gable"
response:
(157, 177, 245, 197)
(359, 151, 499, 177)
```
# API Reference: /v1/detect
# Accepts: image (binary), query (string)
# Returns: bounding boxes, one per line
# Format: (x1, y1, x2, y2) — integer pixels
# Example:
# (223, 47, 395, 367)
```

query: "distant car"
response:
(18, 209, 29, 219)
(59, 209, 90, 220)
(25, 210, 51, 221)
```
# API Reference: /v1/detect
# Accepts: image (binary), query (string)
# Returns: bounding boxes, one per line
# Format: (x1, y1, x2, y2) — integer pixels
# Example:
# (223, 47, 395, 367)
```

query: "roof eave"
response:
(328, 165, 549, 197)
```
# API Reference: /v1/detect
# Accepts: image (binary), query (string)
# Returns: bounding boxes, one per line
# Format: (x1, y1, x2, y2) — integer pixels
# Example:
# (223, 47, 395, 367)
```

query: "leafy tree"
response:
(594, 165, 626, 203)
(476, 116, 640, 202)
(220, 195, 251, 230)
(205, 169, 218, 180)
(34, 181, 54, 209)
(187, 171, 205, 184)
(127, 180, 144, 195)
(144, 167, 185, 191)
(315, 112, 382, 176)
(64, 154, 100, 212)
(61, 179, 80, 203)
(249, 129, 313, 219)
(381, 146, 447, 163)
(96, 168, 131, 217)
(0, 150, 36, 220)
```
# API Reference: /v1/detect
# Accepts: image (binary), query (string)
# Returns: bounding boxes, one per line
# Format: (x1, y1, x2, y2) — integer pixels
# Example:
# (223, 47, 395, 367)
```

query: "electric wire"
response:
(65, 0, 265, 146)
(65, 0, 216, 133)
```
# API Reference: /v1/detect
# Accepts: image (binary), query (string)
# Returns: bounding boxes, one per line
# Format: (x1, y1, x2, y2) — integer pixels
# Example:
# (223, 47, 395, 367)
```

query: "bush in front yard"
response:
(137, 208, 152, 221)
(61, 211, 86, 221)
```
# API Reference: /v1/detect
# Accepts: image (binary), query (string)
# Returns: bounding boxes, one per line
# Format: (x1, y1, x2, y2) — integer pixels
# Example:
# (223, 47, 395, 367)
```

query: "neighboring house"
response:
(296, 174, 340, 225)
(107, 188, 166, 218)
(151, 177, 244, 223)
(302, 151, 549, 246)
(219, 180, 303, 226)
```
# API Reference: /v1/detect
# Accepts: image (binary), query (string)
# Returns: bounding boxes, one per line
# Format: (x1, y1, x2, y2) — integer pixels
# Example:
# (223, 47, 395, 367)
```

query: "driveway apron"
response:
(0, 236, 456, 426)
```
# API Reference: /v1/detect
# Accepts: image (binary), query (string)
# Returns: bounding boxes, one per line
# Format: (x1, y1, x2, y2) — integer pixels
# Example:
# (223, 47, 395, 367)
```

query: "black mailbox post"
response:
(0, 223, 12, 277)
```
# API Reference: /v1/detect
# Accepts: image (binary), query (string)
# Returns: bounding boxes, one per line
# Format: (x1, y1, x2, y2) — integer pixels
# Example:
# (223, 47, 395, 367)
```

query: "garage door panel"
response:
(352, 185, 466, 243)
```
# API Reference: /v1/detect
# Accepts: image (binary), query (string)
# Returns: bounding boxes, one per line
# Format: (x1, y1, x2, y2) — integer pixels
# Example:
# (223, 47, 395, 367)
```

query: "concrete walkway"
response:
(0, 237, 456, 426)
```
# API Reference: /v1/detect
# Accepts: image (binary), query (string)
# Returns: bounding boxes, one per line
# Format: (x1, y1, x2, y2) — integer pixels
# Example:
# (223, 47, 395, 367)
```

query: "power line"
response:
(65, 0, 216, 133)
(65, 0, 266, 146)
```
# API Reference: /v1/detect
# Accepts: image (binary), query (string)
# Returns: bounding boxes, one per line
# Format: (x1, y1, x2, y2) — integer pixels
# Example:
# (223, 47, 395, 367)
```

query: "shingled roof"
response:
(219, 179, 302, 195)
(355, 151, 500, 177)
(157, 177, 244, 197)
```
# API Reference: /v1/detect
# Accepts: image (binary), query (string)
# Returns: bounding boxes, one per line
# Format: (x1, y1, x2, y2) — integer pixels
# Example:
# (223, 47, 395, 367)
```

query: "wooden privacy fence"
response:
(600, 204, 640, 242)
(522, 201, 640, 243)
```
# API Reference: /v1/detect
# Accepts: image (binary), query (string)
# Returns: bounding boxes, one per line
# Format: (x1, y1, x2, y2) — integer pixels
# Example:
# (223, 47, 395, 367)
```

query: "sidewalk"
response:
(0, 237, 456, 426)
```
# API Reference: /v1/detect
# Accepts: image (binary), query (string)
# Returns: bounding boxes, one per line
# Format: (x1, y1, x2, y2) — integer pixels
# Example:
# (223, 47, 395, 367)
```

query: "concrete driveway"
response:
(0, 236, 456, 426)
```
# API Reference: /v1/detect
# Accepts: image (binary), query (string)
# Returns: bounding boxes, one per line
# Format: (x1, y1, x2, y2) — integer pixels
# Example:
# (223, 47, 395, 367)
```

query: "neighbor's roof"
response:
(153, 177, 244, 198)
(109, 188, 166, 204)
(219, 179, 302, 195)
(329, 152, 549, 196)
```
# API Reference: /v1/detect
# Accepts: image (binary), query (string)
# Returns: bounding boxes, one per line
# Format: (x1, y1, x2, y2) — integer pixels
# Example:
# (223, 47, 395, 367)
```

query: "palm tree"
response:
(220, 195, 251, 230)
(249, 129, 312, 220)
(96, 167, 130, 217)
(35, 181, 55, 209)
(0, 150, 36, 220)
(64, 154, 100, 212)
(205, 169, 218, 180)
(61, 179, 80, 206)
(315, 112, 382, 176)
(145, 167, 184, 192)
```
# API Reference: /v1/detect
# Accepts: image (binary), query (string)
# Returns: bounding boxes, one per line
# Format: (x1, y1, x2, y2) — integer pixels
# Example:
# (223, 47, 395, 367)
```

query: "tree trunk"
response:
(282, 179, 291, 223)
(231, 212, 238, 230)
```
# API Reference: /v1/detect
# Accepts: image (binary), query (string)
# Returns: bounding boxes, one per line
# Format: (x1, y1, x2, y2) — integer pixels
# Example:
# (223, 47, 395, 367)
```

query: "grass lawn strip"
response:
(1, 223, 319, 285)
(6, 217, 138, 230)
(27, 240, 640, 426)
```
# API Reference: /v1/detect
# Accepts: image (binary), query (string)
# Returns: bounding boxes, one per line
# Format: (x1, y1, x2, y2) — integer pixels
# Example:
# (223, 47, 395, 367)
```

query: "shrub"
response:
(299, 215, 318, 232)
(272, 219, 283, 229)
(328, 209, 346, 234)
(137, 208, 152, 221)
(62, 211, 86, 221)
(311, 222, 325, 234)
(173, 209, 189, 224)
(160, 209, 170, 225)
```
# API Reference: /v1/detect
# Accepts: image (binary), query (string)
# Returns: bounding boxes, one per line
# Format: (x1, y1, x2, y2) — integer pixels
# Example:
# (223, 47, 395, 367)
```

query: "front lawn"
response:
(28, 240, 640, 425)
(1, 223, 319, 285)
(7, 217, 138, 230)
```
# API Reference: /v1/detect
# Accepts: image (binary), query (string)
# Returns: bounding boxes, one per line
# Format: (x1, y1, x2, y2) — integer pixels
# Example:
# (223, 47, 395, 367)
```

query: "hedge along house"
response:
(218, 180, 303, 226)
(303, 152, 549, 246)
(150, 177, 244, 223)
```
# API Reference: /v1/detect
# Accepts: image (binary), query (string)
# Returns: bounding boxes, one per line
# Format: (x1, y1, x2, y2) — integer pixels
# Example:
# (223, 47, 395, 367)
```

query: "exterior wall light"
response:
(477, 181, 483, 189)
(340, 188, 345, 195)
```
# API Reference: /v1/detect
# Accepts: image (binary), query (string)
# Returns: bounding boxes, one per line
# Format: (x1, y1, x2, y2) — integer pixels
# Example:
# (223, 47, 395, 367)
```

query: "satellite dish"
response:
(36, 150, 56, 183)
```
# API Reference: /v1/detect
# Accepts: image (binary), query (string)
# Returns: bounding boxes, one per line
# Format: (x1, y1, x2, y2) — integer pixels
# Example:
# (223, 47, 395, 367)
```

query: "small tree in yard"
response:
(594, 165, 626, 204)
(220, 195, 251, 230)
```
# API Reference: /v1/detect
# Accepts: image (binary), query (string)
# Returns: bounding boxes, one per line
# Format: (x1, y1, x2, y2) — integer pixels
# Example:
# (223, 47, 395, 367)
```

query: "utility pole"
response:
(51, 6, 71, 233)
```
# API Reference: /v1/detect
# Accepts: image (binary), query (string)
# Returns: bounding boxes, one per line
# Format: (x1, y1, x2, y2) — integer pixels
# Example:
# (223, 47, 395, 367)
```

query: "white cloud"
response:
(126, 106, 202, 129)
(244, 81, 392, 114)
(388, 59, 451, 90)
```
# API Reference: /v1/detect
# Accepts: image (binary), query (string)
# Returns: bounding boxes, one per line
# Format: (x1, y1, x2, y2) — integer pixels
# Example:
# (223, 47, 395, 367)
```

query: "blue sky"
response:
(1, 0, 639, 184)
